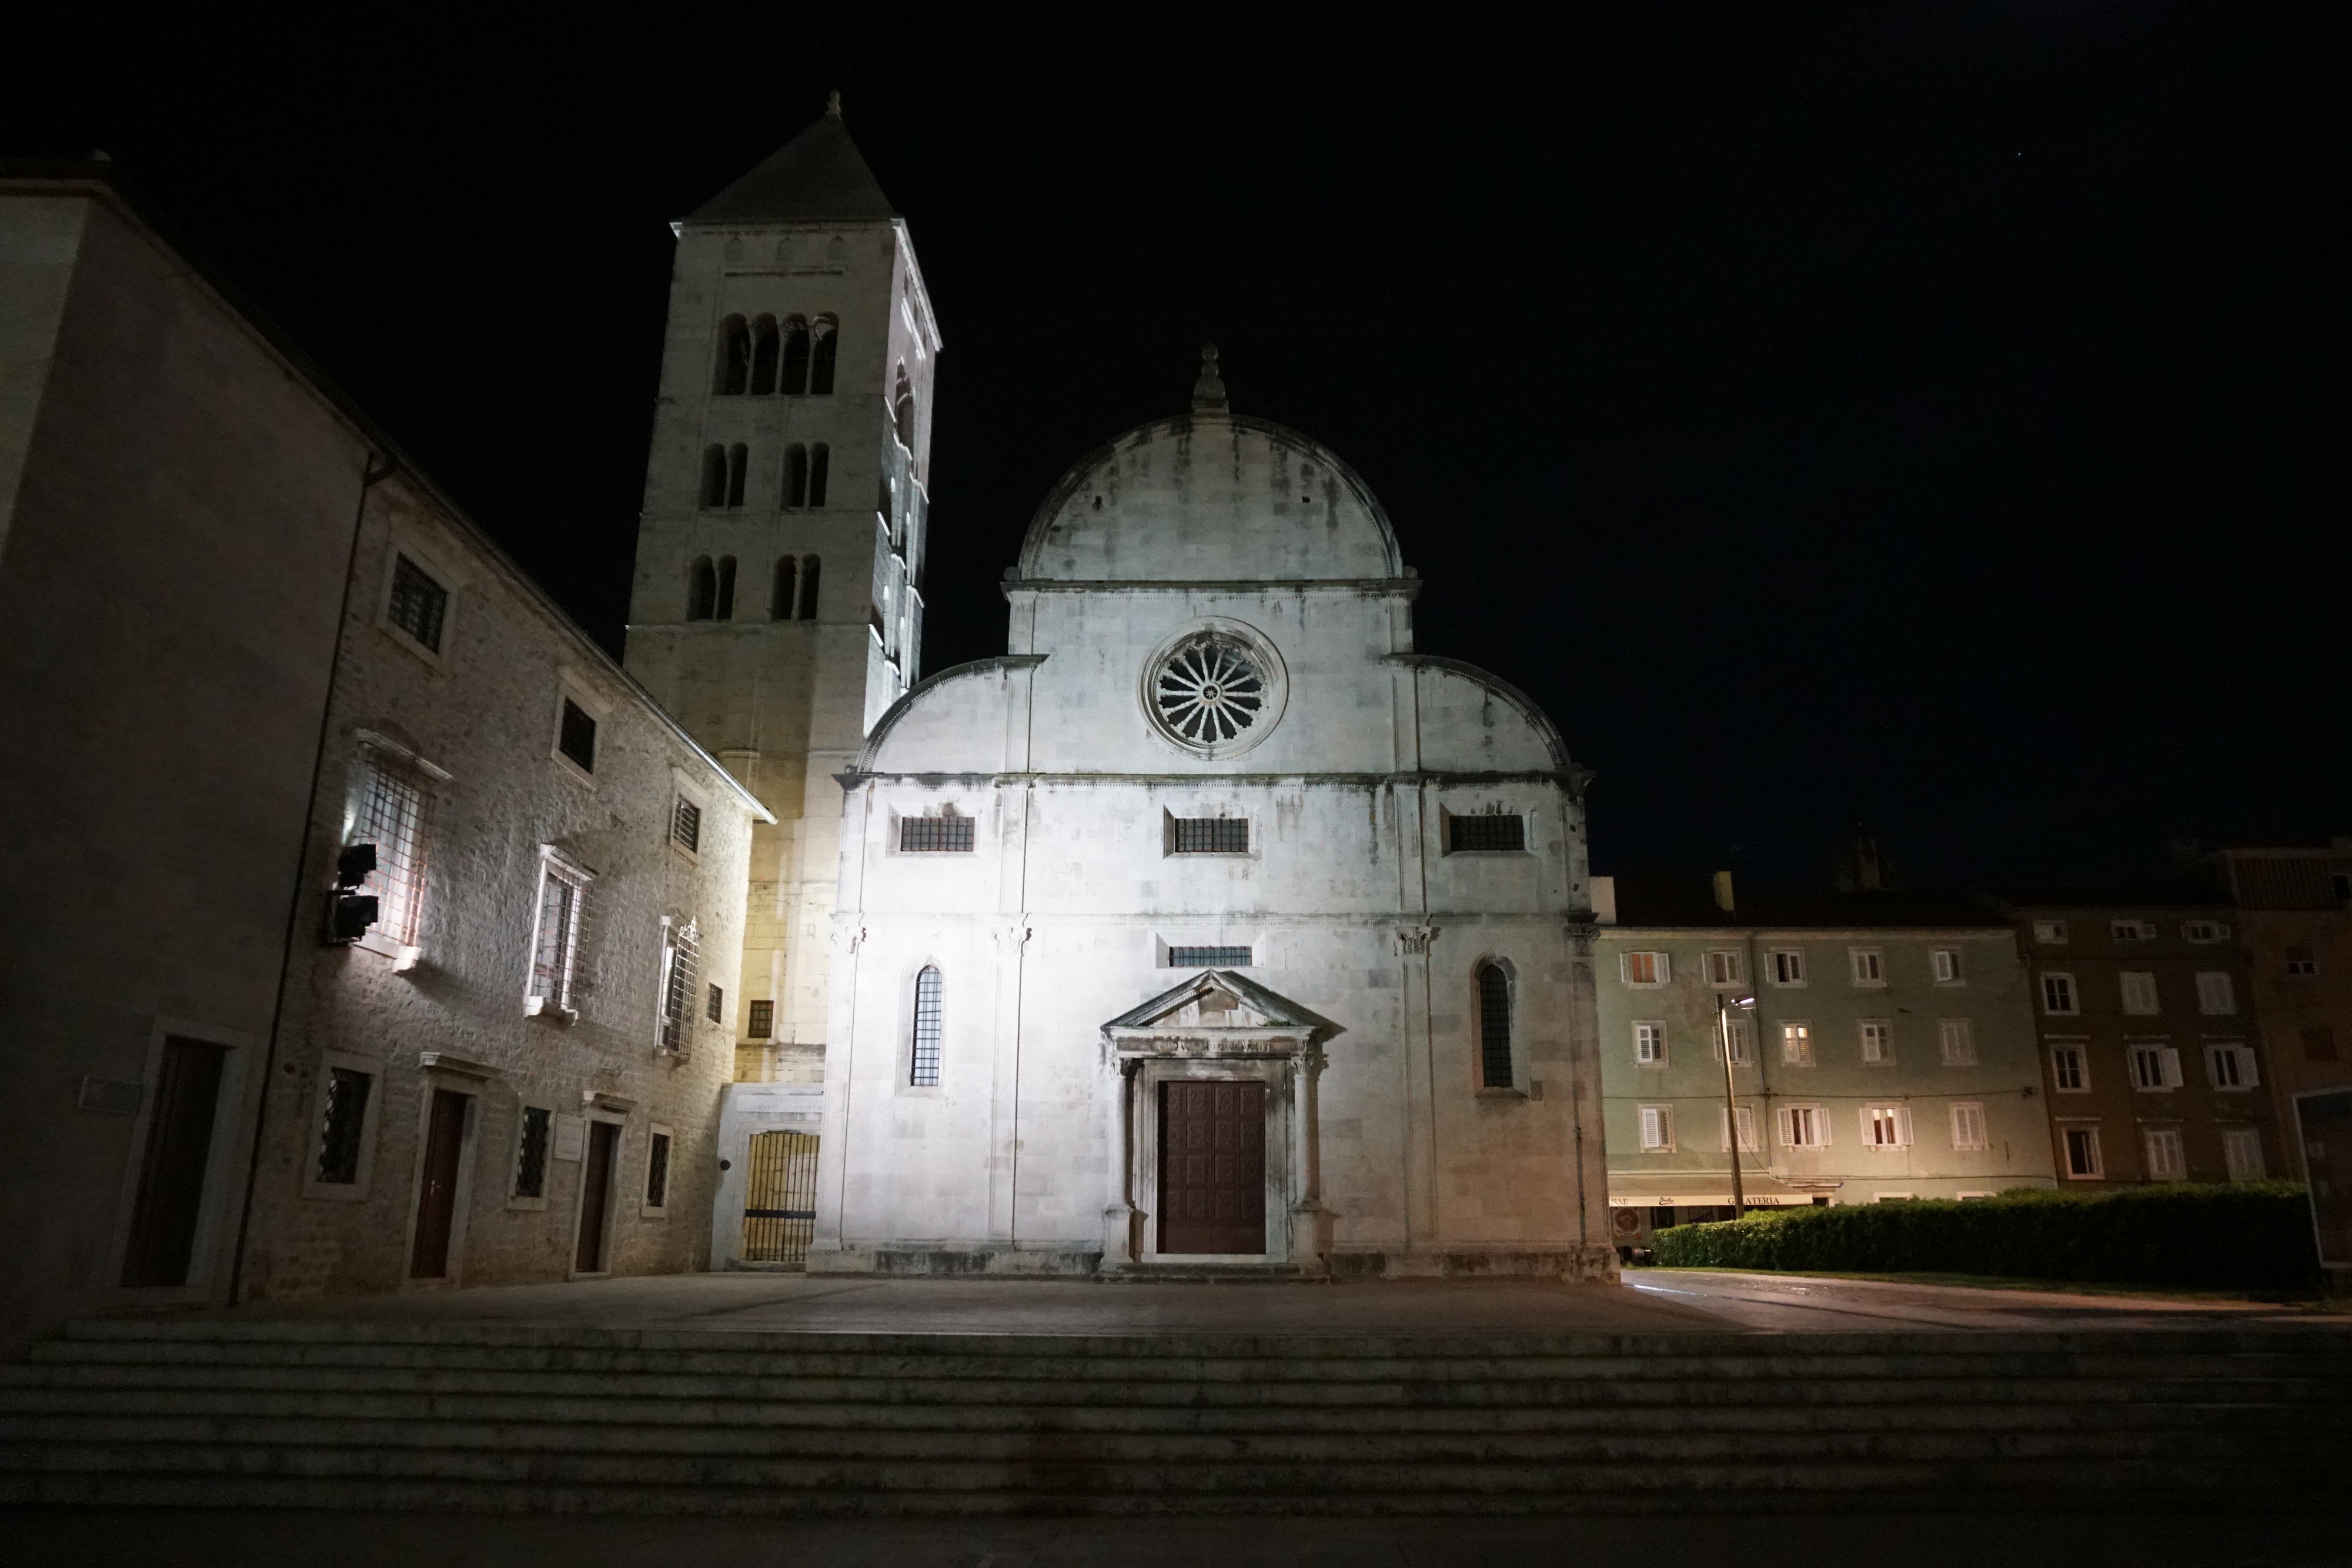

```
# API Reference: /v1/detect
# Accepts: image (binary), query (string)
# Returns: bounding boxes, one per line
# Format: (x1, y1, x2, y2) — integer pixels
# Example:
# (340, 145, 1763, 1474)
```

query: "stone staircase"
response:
(1, 1319, 2347, 1514)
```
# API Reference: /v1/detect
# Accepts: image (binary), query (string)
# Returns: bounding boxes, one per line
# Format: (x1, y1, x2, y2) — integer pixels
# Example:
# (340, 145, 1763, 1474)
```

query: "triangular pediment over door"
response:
(1102, 969, 1343, 1043)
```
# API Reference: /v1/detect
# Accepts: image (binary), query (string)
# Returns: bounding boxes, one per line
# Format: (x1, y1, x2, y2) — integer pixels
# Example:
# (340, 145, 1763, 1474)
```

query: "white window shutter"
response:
(1818, 1108, 1832, 1148)
(2161, 1047, 2184, 1088)
(2242, 1048, 2261, 1088)
(1898, 1107, 1914, 1147)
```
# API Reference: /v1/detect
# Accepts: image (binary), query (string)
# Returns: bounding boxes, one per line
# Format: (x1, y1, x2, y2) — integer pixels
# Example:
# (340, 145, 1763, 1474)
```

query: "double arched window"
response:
(782, 443, 830, 509)
(715, 315, 838, 397)
(700, 444, 747, 509)
(1476, 962, 1514, 1088)
(686, 556, 738, 621)
(891, 364, 916, 449)
(910, 966, 943, 1086)
(772, 554, 820, 620)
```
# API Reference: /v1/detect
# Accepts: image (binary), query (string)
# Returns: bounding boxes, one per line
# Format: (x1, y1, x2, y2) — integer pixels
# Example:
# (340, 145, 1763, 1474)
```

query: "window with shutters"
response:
(2207, 1042, 2259, 1090)
(2223, 1126, 2266, 1181)
(2129, 1044, 2181, 1091)
(2041, 973, 2078, 1014)
(2112, 920, 2156, 941)
(658, 918, 700, 1055)
(1720, 1105, 1760, 1152)
(1863, 1106, 1913, 1148)
(1859, 1019, 1893, 1064)
(1931, 948, 1965, 984)
(2063, 1125, 2103, 1178)
(900, 814, 975, 852)
(1638, 1105, 1675, 1151)
(1937, 1019, 1977, 1066)
(1780, 1105, 1827, 1148)
(1721, 1017, 1753, 1066)
(386, 554, 449, 653)
(1171, 817, 1250, 854)
(526, 851, 590, 1018)
(1949, 1101, 1988, 1151)
(1703, 950, 1743, 985)
(747, 999, 774, 1039)
(2143, 1128, 2186, 1181)
(1780, 1022, 1813, 1066)
(1769, 949, 1806, 987)
(1849, 948, 1885, 987)
(1476, 962, 1514, 1089)
(2182, 920, 2229, 943)
(2033, 920, 2069, 944)
(2120, 972, 2160, 1015)
(1633, 1022, 1668, 1065)
(2049, 1044, 2089, 1092)
(1621, 951, 1668, 987)
(910, 967, 943, 1086)
(1446, 814, 1526, 853)
(2194, 972, 2236, 1015)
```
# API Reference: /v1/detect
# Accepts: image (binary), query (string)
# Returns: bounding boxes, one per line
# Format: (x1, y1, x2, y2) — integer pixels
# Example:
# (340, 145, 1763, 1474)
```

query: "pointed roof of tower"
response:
(685, 92, 898, 225)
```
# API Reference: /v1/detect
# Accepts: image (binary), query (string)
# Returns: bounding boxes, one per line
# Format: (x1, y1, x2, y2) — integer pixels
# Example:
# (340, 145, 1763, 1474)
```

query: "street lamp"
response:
(1718, 992, 1757, 1218)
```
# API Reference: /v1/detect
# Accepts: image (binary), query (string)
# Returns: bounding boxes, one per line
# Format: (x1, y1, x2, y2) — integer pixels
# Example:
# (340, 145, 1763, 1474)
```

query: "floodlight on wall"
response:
(335, 842, 377, 890)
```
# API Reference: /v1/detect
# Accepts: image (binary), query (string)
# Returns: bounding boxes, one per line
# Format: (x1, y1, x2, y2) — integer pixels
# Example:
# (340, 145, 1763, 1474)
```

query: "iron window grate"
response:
(314, 1068, 372, 1185)
(706, 982, 724, 1024)
(671, 796, 702, 853)
(1173, 818, 1250, 854)
(900, 815, 975, 852)
(1448, 814, 1526, 853)
(660, 919, 700, 1055)
(353, 750, 429, 945)
(644, 1132, 671, 1209)
(747, 999, 774, 1039)
(513, 1106, 551, 1199)
(1170, 946, 1252, 967)
(910, 967, 943, 1085)
(388, 554, 448, 652)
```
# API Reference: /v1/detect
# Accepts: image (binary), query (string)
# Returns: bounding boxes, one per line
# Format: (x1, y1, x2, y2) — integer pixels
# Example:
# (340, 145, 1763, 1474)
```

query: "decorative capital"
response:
(834, 925, 868, 952)
(993, 923, 1033, 951)
(1395, 924, 1441, 956)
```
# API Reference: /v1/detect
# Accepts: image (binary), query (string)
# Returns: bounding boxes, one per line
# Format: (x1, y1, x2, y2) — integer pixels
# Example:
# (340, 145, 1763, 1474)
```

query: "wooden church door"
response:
(1157, 1081, 1265, 1255)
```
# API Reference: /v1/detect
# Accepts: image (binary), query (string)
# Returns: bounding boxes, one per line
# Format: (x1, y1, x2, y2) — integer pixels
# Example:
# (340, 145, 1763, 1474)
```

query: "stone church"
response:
(632, 104, 1614, 1279)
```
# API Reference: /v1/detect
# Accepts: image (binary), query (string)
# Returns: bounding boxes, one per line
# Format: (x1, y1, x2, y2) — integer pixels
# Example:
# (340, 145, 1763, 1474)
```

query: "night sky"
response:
(10, 6, 2344, 888)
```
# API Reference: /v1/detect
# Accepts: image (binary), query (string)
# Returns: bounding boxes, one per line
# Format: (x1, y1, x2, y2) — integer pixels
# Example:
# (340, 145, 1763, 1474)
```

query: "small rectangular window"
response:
(2207, 1042, 2258, 1090)
(671, 795, 703, 853)
(2223, 1126, 2266, 1181)
(528, 858, 588, 1012)
(513, 1105, 552, 1199)
(314, 1067, 373, 1185)
(1633, 1022, 1668, 1065)
(1937, 1019, 1977, 1066)
(2286, 947, 2318, 976)
(706, 982, 724, 1024)
(1638, 1105, 1675, 1151)
(1782, 1105, 1826, 1148)
(1446, 814, 1526, 853)
(1720, 1105, 1760, 1152)
(2063, 1125, 2103, 1178)
(1622, 951, 1668, 987)
(1769, 949, 1806, 986)
(2112, 920, 2156, 941)
(1849, 948, 1884, 986)
(1949, 1101, 1988, 1151)
(644, 1131, 672, 1209)
(2182, 920, 2229, 943)
(2194, 971, 2236, 1015)
(2033, 920, 2068, 944)
(1721, 1017, 1753, 1066)
(2143, 1127, 2186, 1181)
(1172, 817, 1249, 854)
(1863, 1106, 1912, 1149)
(1168, 945, 1252, 967)
(1703, 950, 1743, 986)
(2120, 972, 2160, 1015)
(387, 553, 449, 652)
(747, 999, 774, 1039)
(558, 698, 597, 773)
(2128, 1044, 2181, 1091)
(1859, 1019, 1893, 1064)
(2041, 972, 2078, 1014)
(2050, 1044, 2088, 1092)
(1780, 1022, 1813, 1066)
(900, 814, 975, 852)
(1931, 948, 1963, 984)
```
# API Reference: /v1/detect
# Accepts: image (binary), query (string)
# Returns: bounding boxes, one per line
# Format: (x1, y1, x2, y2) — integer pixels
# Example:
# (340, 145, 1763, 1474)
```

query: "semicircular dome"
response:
(1016, 413, 1404, 583)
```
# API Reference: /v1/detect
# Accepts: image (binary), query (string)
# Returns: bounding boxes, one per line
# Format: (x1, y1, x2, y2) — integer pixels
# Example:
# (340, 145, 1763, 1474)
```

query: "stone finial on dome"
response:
(827, 89, 843, 117)
(1191, 342, 1228, 413)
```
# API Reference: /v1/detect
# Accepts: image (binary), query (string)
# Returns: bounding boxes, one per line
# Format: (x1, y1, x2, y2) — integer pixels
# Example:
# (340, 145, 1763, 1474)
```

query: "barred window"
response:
(1170, 945, 1252, 967)
(314, 1067, 373, 1185)
(352, 747, 429, 945)
(387, 554, 447, 652)
(671, 795, 702, 853)
(645, 1131, 672, 1209)
(1172, 817, 1250, 854)
(1477, 962, 1513, 1088)
(910, 966, 943, 1086)
(747, 999, 774, 1039)
(706, 982, 724, 1024)
(659, 918, 700, 1054)
(900, 814, 974, 852)
(513, 1106, 552, 1198)
(528, 857, 588, 1010)
(1448, 814, 1526, 853)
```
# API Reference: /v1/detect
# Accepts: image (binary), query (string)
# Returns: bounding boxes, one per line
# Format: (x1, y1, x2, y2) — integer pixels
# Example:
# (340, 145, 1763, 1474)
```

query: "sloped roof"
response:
(1605, 871, 2004, 930)
(686, 108, 898, 225)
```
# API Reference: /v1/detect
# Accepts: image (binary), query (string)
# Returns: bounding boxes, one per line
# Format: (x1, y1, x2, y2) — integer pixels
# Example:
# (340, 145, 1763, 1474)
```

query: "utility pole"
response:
(1718, 992, 1756, 1218)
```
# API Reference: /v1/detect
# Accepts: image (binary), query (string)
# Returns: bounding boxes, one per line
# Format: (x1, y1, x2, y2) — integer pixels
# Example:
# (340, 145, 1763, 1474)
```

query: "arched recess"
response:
(1474, 958, 1516, 1089)
(807, 444, 830, 507)
(809, 317, 838, 394)
(891, 364, 916, 449)
(783, 444, 809, 509)
(771, 556, 797, 621)
(698, 445, 727, 509)
(779, 316, 811, 394)
(749, 316, 779, 395)
(716, 316, 750, 395)
(797, 555, 821, 620)
(724, 444, 748, 509)
(686, 556, 717, 621)
(714, 556, 737, 620)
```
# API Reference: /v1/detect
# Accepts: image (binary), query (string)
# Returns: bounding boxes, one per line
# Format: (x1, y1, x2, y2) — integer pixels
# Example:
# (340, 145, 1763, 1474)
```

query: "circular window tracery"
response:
(1141, 623, 1287, 758)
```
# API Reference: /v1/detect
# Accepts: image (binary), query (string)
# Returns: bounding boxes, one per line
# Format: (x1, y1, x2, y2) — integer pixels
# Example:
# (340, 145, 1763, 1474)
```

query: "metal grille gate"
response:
(741, 1131, 818, 1265)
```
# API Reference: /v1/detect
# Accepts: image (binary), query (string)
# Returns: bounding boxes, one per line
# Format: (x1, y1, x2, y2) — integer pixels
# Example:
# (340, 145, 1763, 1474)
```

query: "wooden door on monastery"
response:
(1157, 1081, 1265, 1255)
(408, 1089, 467, 1279)
(574, 1119, 620, 1273)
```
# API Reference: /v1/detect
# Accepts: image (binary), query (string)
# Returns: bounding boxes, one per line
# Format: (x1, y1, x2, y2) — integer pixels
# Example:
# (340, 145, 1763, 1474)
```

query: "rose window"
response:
(1151, 634, 1268, 747)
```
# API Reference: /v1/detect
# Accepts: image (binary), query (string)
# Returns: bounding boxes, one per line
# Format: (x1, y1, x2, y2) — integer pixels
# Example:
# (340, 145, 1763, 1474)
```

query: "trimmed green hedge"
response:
(1648, 1182, 2319, 1289)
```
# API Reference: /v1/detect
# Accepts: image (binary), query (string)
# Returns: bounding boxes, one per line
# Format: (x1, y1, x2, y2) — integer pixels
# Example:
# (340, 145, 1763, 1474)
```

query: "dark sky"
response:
(10, 6, 2346, 888)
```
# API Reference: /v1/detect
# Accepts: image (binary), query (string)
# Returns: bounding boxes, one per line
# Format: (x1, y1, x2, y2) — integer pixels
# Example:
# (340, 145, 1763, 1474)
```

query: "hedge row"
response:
(1648, 1181, 2320, 1289)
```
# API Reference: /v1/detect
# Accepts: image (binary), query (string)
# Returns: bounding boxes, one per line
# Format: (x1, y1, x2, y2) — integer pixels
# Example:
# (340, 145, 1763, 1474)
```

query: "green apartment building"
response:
(1592, 872, 2056, 1252)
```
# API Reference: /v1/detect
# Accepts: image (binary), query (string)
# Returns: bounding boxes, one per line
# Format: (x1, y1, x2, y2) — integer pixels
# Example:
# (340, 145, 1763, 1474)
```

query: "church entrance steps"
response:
(3, 1320, 2346, 1514)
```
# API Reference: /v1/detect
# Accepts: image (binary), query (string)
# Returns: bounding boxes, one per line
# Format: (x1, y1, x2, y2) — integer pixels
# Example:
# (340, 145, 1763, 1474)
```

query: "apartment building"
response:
(2206, 842, 2352, 1190)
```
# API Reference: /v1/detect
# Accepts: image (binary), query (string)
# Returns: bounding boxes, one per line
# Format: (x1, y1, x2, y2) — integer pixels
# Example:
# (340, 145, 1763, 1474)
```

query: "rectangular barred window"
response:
(671, 795, 702, 853)
(1170, 945, 1252, 967)
(659, 919, 700, 1053)
(352, 748, 430, 945)
(706, 982, 724, 1024)
(313, 1067, 373, 1185)
(644, 1131, 672, 1210)
(513, 1106, 552, 1199)
(1172, 817, 1250, 854)
(528, 857, 589, 1012)
(1446, 814, 1526, 853)
(387, 554, 448, 652)
(900, 814, 975, 852)
(747, 999, 774, 1039)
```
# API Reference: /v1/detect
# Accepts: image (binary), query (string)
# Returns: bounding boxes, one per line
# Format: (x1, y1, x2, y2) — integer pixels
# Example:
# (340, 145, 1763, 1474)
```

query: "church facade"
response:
(808, 355, 1616, 1278)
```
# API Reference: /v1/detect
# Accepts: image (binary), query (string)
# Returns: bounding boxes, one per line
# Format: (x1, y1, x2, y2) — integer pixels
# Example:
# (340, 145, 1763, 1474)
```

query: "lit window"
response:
(1780, 1022, 1813, 1066)
(1172, 817, 1249, 854)
(1638, 1105, 1675, 1151)
(1859, 1019, 1893, 1064)
(350, 746, 430, 947)
(1931, 948, 1964, 984)
(1863, 1106, 1912, 1148)
(2120, 972, 2160, 1015)
(1937, 1019, 1977, 1066)
(2049, 1045, 2088, 1092)
(2129, 1044, 2180, 1090)
(527, 854, 589, 1015)
(387, 554, 449, 652)
(900, 814, 975, 852)
(2063, 1126, 2103, 1178)
(1780, 1105, 1827, 1148)
(1769, 949, 1806, 986)
(657, 918, 700, 1054)
(1622, 951, 1668, 987)
(1949, 1102, 1987, 1151)
(2040, 973, 2078, 1014)
(1849, 948, 1885, 986)
(1170, 945, 1252, 967)
(2143, 1128, 2186, 1181)
(2194, 971, 2236, 1016)
(2207, 1042, 2259, 1090)
(1633, 1022, 1668, 1065)
(910, 966, 943, 1086)
(1703, 950, 1743, 985)
(747, 999, 774, 1039)
(1447, 814, 1526, 852)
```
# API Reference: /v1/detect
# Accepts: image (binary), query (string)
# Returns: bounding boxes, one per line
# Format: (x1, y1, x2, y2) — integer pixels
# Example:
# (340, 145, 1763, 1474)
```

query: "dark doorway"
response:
(1158, 1080, 1266, 1255)
(407, 1088, 468, 1279)
(574, 1119, 620, 1273)
(741, 1130, 819, 1265)
(120, 1036, 228, 1287)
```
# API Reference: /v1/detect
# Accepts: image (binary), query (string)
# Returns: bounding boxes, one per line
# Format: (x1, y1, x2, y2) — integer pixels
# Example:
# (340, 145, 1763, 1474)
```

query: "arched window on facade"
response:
(783, 444, 809, 509)
(1476, 962, 1514, 1089)
(779, 316, 811, 394)
(910, 966, 943, 1086)
(809, 318, 838, 394)
(807, 444, 830, 507)
(771, 556, 797, 621)
(725, 444, 748, 509)
(797, 555, 821, 620)
(714, 556, 737, 620)
(686, 556, 717, 620)
(716, 316, 750, 395)
(749, 316, 779, 396)
(698, 445, 728, 509)
(892, 366, 916, 449)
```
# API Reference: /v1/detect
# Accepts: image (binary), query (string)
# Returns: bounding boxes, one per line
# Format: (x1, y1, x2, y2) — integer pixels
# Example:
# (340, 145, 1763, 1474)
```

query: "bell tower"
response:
(625, 97, 940, 1081)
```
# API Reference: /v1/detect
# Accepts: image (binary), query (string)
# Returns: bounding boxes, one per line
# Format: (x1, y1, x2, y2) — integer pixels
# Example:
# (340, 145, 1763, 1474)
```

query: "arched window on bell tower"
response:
(807, 444, 830, 507)
(771, 556, 797, 621)
(797, 555, 821, 620)
(783, 444, 808, 509)
(698, 446, 727, 509)
(686, 556, 717, 620)
(749, 316, 779, 395)
(725, 444, 748, 509)
(810, 317, 838, 394)
(716, 316, 750, 395)
(715, 556, 737, 620)
(780, 316, 811, 394)
(892, 365, 916, 450)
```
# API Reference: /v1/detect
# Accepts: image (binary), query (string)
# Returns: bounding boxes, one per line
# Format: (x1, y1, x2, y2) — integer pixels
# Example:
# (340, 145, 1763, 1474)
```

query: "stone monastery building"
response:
(630, 103, 1614, 1279)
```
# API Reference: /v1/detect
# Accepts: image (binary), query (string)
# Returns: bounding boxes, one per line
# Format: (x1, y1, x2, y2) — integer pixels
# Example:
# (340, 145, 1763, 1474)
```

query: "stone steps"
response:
(3, 1319, 2345, 1514)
